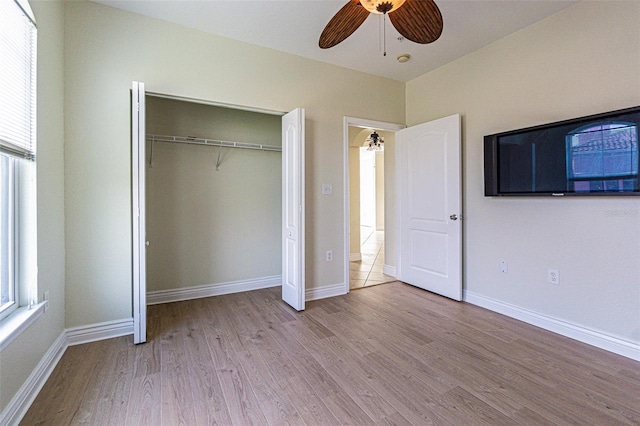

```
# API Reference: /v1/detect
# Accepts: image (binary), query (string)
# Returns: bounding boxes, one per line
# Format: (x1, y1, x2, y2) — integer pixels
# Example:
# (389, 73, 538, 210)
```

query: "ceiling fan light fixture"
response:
(319, 0, 442, 50)
(359, 0, 406, 15)
(364, 131, 384, 151)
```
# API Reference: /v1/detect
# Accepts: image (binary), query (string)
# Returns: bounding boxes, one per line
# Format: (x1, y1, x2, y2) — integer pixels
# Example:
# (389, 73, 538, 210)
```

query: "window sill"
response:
(0, 302, 47, 352)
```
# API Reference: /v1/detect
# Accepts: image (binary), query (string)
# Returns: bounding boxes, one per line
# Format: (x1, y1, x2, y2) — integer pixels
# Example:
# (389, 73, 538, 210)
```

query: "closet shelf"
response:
(146, 134, 282, 152)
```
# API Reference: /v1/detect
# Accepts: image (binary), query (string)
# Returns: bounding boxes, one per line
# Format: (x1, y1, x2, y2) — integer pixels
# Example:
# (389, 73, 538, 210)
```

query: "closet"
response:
(144, 96, 283, 299)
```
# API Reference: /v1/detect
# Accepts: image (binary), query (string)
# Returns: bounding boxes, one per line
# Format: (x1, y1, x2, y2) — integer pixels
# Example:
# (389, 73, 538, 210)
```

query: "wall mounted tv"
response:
(484, 106, 640, 196)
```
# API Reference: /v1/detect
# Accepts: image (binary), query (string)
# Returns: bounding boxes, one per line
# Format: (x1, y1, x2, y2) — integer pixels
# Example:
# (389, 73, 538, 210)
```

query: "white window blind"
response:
(0, 0, 37, 161)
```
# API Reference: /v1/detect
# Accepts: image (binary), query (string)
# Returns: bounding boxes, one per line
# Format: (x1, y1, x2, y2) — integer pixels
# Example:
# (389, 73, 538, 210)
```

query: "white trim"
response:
(343, 116, 405, 298)
(306, 283, 346, 301)
(66, 318, 134, 347)
(0, 302, 46, 351)
(349, 253, 362, 262)
(344, 117, 406, 132)
(0, 332, 66, 426)
(464, 290, 640, 361)
(147, 275, 282, 305)
(146, 92, 286, 117)
(382, 264, 396, 277)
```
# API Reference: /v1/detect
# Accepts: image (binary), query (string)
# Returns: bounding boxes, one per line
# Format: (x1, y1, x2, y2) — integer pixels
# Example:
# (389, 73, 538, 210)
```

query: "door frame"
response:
(342, 117, 405, 294)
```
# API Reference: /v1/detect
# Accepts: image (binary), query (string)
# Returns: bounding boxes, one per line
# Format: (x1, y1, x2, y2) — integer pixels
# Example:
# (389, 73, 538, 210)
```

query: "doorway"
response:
(349, 138, 388, 289)
(343, 117, 404, 293)
(343, 115, 462, 297)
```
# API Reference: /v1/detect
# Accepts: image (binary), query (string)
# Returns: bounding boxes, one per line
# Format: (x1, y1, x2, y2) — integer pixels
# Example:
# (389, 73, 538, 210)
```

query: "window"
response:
(566, 122, 639, 192)
(1, 155, 17, 318)
(0, 0, 37, 322)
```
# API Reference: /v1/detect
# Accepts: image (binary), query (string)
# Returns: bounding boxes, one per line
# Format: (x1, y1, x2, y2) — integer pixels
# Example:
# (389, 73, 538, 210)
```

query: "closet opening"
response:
(144, 95, 284, 304)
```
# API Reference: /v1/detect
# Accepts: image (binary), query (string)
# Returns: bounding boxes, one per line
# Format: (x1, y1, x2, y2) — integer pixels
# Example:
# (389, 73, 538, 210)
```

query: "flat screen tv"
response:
(484, 106, 640, 196)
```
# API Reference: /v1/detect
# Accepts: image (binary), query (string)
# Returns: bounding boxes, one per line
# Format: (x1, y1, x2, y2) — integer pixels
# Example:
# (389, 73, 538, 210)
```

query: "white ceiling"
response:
(94, 0, 578, 82)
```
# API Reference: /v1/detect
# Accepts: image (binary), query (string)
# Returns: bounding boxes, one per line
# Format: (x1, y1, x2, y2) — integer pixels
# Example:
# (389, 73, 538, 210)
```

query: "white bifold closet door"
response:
(131, 81, 147, 344)
(281, 108, 306, 311)
(131, 81, 307, 343)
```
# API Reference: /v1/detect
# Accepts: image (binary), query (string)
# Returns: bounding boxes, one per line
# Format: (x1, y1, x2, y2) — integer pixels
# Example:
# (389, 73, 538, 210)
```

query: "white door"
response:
(131, 81, 147, 343)
(396, 114, 462, 300)
(282, 108, 305, 311)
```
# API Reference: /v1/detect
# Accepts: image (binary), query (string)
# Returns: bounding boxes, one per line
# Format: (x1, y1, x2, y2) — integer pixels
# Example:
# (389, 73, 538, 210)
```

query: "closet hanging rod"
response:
(146, 134, 282, 152)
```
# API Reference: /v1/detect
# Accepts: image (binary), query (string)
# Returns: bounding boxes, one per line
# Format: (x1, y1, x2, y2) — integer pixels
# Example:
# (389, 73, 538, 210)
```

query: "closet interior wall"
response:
(145, 96, 282, 294)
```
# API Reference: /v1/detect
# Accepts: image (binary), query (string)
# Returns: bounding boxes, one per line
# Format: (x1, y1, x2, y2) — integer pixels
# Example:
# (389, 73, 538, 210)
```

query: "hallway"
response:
(349, 227, 394, 290)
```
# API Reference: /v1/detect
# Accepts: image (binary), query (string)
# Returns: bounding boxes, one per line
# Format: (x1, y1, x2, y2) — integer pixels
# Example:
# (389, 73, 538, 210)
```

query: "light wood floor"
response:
(22, 282, 640, 425)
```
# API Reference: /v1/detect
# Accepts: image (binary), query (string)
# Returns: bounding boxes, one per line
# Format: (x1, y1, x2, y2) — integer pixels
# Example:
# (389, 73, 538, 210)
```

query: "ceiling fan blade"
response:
(319, 0, 370, 49)
(389, 0, 443, 44)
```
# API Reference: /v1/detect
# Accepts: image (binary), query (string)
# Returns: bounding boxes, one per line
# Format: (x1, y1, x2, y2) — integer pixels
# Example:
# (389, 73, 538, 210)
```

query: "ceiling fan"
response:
(319, 0, 443, 50)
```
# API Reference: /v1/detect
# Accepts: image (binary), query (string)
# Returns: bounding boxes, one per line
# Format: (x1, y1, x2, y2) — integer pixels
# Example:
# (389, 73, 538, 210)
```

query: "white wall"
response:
(62, 1, 405, 327)
(381, 131, 396, 268)
(1, 0, 66, 415)
(406, 1, 640, 342)
(145, 97, 282, 291)
(348, 128, 362, 255)
(375, 151, 384, 231)
(359, 148, 376, 228)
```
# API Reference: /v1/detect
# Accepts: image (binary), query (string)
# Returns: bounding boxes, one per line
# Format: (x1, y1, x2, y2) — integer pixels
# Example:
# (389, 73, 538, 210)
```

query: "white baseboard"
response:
(66, 318, 134, 347)
(383, 264, 396, 277)
(1, 332, 67, 426)
(464, 290, 640, 361)
(349, 253, 362, 262)
(306, 283, 346, 301)
(147, 275, 282, 305)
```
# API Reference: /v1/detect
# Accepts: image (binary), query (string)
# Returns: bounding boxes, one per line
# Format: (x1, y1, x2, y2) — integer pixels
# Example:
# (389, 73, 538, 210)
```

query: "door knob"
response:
(449, 214, 458, 221)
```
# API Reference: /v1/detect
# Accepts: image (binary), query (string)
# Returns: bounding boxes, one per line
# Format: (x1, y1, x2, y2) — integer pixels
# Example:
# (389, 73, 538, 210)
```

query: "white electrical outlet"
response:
(499, 260, 508, 273)
(322, 184, 333, 195)
(548, 269, 559, 285)
(326, 250, 333, 262)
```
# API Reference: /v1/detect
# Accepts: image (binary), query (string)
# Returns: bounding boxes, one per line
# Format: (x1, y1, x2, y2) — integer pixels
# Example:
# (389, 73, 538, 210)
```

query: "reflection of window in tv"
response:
(566, 121, 639, 192)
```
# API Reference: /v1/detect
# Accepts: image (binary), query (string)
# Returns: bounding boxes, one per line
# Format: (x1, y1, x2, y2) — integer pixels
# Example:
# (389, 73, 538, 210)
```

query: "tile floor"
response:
(349, 227, 395, 290)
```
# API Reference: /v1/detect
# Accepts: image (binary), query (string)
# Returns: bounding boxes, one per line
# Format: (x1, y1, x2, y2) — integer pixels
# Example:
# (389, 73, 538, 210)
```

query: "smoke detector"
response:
(397, 53, 411, 63)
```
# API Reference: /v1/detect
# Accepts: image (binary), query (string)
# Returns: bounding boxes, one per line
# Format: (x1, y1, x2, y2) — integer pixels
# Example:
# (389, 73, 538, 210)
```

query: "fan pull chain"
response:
(383, 13, 387, 56)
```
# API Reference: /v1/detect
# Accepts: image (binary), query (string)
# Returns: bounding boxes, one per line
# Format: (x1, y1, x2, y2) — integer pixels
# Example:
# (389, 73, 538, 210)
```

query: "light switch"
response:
(322, 184, 333, 195)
